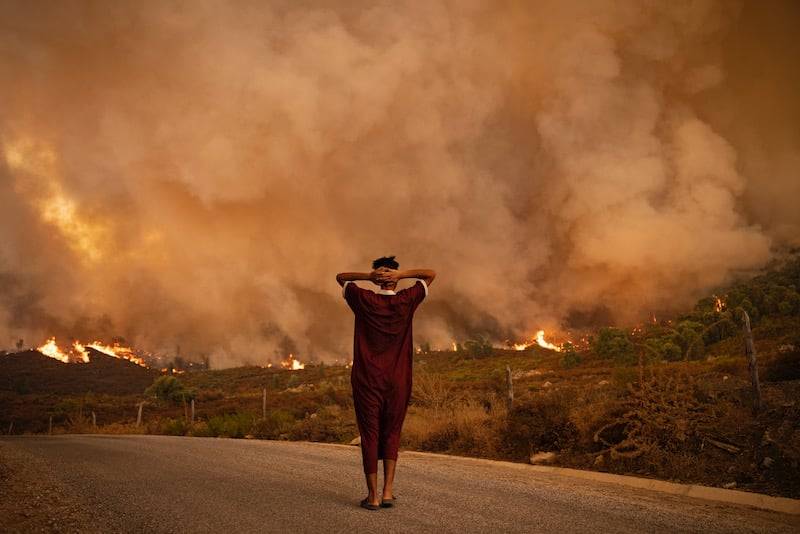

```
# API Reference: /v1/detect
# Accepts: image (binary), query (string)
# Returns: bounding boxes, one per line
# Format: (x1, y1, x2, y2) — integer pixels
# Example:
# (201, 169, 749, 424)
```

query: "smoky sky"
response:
(0, 1, 798, 367)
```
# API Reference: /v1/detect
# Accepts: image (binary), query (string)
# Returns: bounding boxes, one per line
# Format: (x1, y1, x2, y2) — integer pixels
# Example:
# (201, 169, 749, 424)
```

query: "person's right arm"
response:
(336, 271, 382, 287)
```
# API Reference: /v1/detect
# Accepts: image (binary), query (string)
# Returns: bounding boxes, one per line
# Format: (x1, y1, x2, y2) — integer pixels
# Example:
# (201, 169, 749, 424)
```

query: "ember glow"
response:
(714, 295, 726, 313)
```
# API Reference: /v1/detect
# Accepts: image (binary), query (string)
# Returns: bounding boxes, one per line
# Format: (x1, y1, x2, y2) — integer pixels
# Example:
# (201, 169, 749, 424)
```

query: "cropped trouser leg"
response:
(354, 388, 409, 474)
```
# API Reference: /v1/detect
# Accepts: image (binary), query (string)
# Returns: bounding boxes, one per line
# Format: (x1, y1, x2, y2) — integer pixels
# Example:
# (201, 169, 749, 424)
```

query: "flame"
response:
(37, 337, 71, 363)
(71, 341, 91, 363)
(86, 341, 147, 367)
(451, 341, 458, 352)
(35, 337, 148, 367)
(713, 295, 726, 313)
(512, 330, 563, 352)
(280, 354, 305, 370)
(535, 330, 562, 351)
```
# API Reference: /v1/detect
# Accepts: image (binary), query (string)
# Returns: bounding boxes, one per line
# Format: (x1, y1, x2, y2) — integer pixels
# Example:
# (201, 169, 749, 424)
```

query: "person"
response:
(336, 256, 436, 511)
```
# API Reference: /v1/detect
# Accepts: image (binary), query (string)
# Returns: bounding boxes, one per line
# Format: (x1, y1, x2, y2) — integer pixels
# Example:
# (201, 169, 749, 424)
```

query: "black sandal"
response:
(380, 495, 397, 508)
(360, 498, 380, 511)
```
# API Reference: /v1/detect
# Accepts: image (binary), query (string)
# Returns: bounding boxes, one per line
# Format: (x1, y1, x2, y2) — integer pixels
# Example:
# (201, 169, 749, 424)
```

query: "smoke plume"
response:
(1, 1, 797, 367)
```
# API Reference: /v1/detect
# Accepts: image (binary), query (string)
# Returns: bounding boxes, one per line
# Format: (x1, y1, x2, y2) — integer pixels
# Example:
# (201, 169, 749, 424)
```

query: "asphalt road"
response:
(1, 435, 797, 533)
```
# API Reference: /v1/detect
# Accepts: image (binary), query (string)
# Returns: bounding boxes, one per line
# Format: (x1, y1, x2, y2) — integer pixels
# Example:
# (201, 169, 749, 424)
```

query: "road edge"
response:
(310, 441, 800, 516)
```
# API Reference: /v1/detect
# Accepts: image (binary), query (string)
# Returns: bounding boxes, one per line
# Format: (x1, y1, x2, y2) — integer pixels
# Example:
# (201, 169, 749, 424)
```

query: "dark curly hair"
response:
(372, 255, 399, 270)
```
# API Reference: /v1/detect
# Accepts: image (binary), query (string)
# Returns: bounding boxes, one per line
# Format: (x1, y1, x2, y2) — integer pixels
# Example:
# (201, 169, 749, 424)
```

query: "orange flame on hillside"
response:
(36, 337, 147, 367)
(513, 330, 563, 352)
(714, 295, 726, 313)
(280, 354, 305, 370)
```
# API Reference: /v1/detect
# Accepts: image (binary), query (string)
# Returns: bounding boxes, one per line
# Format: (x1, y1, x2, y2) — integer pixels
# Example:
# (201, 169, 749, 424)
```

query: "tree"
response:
(144, 376, 196, 403)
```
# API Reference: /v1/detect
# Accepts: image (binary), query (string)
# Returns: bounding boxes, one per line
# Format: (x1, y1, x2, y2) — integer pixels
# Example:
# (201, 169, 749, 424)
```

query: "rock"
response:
(542, 381, 552, 388)
(349, 435, 361, 446)
(593, 455, 604, 466)
(762, 457, 774, 469)
(722, 375, 729, 381)
(597, 380, 609, 386)
(529, 451, 557, 464)
(310, 413, 318, 419)
(244, 434, 255, 440)
(722, 482, 737, 489)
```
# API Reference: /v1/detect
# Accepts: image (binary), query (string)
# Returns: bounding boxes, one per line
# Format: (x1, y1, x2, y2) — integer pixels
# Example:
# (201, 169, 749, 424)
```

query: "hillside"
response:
(1, 254, 798, 497)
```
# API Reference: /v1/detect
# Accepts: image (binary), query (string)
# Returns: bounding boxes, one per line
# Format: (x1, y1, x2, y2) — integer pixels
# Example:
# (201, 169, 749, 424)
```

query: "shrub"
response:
(252, 409, 297, 439)
(412, 370, 460, 410)
(593, 327, 636, 365)
(207, 413, 255, 438)
(462, 335, 493, 358)
(502, 391, 577, 459)
(560, 343, 581, 369)
(404, 397, 503, 457)
(674, 320, 704, 360)
(763, 349, 800, 382)
(287, 405, 356, 442)
(159, 417, 190, 436)
(144, 376, 196, 404)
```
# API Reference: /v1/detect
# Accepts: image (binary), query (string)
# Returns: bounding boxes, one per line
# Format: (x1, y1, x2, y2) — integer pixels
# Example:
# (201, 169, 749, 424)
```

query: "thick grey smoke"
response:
(0, 1, 797, 367)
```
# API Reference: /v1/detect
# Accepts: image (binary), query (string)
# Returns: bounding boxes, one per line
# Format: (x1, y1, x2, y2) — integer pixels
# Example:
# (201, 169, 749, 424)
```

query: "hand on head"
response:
(371, 267, 399, 285)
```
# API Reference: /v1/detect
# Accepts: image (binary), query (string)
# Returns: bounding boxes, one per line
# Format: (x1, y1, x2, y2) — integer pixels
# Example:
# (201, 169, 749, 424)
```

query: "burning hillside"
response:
(0, 1, 798, 366)
(0, 349, 158, 396)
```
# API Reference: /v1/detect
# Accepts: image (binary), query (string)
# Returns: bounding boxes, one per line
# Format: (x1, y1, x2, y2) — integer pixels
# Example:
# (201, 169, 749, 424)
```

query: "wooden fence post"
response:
(48, 415, 53, 435)
(7, 421, 13, 435)
(741, 310, 762, 413)
(262, 388, 267, 420)
(136, 402, 145, 427)
(190, 399, 195, 424)
(92, 411, 97, 428)
(505, 365, 514, 412)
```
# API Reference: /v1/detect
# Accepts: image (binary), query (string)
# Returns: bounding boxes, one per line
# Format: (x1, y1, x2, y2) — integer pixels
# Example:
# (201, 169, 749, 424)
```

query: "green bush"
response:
(592, 327, 636, 365)
(159, 417, 190, 436)
(206, 413, 255, 438)
(560, 343, 581, 369)
(252, 409, 296, 439)
(144, 376, 196, 404)
(462, 335, 493, 358)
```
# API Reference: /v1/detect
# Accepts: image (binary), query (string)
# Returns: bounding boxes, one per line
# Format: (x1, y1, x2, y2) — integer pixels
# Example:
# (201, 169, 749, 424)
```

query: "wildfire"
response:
(85, 341, 147, 367)
(714, 295, 726, 313)
(512, 330, 563, 352)
(37, 338, 76, 363)
(35, 337, 147, 367)
(280, 354, 305, 370)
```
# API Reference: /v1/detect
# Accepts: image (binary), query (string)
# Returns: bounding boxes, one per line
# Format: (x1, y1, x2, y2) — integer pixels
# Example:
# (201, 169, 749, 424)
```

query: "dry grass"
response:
(402, 393, 506, 458)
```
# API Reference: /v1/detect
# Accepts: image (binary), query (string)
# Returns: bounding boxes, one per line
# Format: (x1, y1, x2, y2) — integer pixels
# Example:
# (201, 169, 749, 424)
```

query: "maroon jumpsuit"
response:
(344, 279, 427, 474)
